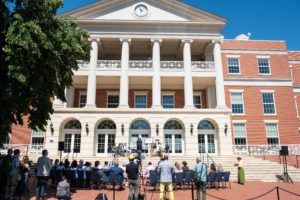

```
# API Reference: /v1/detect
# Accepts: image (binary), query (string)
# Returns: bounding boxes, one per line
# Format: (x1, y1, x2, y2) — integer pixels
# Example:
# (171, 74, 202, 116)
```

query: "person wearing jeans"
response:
(157, 154, 175, 200)
(194, 157, 208, 200)
(35, 149, 51, 200)
(126, 155, 139, 200)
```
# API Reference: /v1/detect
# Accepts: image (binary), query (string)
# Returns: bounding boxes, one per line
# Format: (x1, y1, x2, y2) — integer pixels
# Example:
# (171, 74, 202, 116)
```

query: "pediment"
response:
(63, 0, 226, 24)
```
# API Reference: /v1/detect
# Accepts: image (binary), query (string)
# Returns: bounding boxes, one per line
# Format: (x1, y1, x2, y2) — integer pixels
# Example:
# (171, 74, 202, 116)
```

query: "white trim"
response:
(226, 55, 240, 58)
(294, 96, 299, 118)
(221, 50, 287, 55)
(293, 88, 300, 93)
(133, 91, 149, 95)
(162, 91, 176, 95)
(224, 79, 292, 87)
(227, 57, 241, 75)
(106, 91, 119, 95)
(229, 89, 244, 92)
(264, 120, 279, 123)
(232, 120, 247, 123)
(256, 55, 270, 59)
(260, 89, 275, 93)
(289, 61, 300, 64)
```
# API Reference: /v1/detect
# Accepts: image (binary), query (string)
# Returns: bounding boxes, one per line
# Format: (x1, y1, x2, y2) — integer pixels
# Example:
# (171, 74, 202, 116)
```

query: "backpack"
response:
(95, 193, 108, 200)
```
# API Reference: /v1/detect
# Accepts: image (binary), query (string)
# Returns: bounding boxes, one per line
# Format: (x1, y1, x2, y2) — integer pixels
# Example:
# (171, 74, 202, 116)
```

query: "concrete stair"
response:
(30, 155, 300, 182)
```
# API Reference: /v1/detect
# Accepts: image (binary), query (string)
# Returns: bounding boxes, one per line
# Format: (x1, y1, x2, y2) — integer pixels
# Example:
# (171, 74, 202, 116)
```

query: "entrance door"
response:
(97, 133, 116, 154)
(164, 133, 183, 154)
(63, 133, 81, 154)
(198, 120, 217, 155)
(130, 132, 149, 153)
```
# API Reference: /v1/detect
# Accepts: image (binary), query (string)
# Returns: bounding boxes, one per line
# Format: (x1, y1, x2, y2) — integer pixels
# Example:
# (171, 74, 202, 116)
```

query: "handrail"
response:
(61, 153, 70, 162)
(205, 152, 216, 168)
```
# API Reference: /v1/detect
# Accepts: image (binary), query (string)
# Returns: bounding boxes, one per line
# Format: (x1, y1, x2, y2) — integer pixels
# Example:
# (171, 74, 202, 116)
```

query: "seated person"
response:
(106, 162, 124, 190)
(144, 162, 155, 179)
(56, 176, 71, 200)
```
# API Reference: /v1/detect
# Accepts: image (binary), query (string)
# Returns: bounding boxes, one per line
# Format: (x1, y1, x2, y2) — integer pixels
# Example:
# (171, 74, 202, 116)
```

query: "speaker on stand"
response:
(277, 146, 293, 183)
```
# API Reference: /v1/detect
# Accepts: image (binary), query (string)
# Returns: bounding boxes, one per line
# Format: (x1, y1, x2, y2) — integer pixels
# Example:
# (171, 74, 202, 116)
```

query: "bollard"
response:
(276, 187, 280, 200)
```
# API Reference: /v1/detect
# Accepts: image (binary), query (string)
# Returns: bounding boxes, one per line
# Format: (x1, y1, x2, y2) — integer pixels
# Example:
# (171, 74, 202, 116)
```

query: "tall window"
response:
(162, 95, 175, 108)
(265, 123, 279, 145)
(262, 93, 276, 114)
(233, 123, 247, 146)
(258, 58, 270, 74)
(228, 57, 240, 74)
(107, 94, 119, 108)
(193, 95, 202, 108)
(135, 95, 147, 108)
(79, 92, 87, 108)
(31, 129, 45, 146)
(230, 92, 244, 114)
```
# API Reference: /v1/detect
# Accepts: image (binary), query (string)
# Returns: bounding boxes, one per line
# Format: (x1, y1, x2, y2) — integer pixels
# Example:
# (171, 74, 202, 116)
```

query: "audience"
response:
(181, 161, 189, 172)
(175, 162, 183, 173)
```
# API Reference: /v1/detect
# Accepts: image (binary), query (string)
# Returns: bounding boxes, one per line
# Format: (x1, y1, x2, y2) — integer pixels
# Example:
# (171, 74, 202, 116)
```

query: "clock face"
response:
(134, 4, 148, 17)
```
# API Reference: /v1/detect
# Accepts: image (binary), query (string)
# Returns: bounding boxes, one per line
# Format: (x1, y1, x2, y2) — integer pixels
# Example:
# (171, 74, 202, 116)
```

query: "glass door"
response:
(198, 134, 216, 154)
(64, 133, 81, 154)
(164, 134, 183, 154)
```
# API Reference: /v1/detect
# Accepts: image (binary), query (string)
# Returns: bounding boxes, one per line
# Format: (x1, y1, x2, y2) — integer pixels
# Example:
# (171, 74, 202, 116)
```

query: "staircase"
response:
(29, 155, 300, 182)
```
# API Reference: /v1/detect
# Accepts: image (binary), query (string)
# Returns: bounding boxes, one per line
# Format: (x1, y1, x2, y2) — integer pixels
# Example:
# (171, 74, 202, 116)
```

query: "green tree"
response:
(0, 0, 90, 144)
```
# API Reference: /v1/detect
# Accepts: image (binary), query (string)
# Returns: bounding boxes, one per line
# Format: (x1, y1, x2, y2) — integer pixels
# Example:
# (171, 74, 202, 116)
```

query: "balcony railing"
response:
(1, 144, 45, 156)
(78, 60, 215, 72)
(233, 144, 300, 156)
(192, 61, 215, 72)
(97, 60, 121, 71)
(160, 61, 184, 71)
(129, 60, 153, 70)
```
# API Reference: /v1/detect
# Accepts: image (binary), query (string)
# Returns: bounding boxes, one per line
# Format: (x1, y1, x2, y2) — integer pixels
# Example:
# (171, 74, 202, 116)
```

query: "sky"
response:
(58, 0, 300, 51)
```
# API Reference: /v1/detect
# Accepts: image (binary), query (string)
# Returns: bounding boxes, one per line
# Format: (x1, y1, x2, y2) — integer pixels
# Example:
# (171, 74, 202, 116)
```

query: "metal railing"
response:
(129, 60, 153, 70)
(1, 144, 44, 156)
(97, 60, 121, 70)
(160, 61, 184, 71)
(191, 61, 215, 72)
(233, 144, 300, 156)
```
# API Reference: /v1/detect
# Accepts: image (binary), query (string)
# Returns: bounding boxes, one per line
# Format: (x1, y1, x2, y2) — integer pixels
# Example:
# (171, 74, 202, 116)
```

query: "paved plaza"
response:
(25, 181, 300, 200)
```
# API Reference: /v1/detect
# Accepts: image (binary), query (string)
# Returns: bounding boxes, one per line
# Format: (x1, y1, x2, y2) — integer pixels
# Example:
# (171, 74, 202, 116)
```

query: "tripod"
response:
(277, 155, 293, 183)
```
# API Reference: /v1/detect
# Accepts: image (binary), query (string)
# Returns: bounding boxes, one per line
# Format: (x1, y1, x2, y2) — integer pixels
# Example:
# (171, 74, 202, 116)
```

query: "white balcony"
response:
(78, 60, 215, 72)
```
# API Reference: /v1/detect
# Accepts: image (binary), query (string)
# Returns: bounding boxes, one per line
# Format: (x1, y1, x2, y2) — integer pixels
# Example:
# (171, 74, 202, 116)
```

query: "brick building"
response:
(7, 0, 300, 158)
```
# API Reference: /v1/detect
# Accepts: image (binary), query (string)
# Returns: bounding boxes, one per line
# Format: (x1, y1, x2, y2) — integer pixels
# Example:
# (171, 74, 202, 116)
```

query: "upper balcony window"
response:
(258, 58, 271, 74)
(134, 94, 147, 108)
(162, 94, 175, 109)
(193, 94, 202, 109)
(79, 92, 87, 108)
(227, 57, 240, 74)
(107, 94, 119, 108)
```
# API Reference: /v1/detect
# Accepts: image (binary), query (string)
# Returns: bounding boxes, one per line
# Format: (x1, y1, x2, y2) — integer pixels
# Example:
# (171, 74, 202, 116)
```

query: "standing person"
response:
(235, 157, 245, 185)
(5, 149, 20, 200)
(126, 155, 139, 200)
(194, 157, 208, 200)
(35, 149, 52, 200)
(1, 149, 13, 196)
(157, 154, 175, 200)
(136, 136, 143, 153)
(164, 143, 169, 154)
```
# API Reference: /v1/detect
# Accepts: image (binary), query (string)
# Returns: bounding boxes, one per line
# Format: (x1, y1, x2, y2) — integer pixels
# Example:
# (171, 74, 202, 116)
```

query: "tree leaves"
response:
(0, 0, 90, 144)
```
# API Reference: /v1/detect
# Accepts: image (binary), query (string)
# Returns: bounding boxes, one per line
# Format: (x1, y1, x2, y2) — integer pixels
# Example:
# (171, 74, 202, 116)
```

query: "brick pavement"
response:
(26, 181, 300, 200)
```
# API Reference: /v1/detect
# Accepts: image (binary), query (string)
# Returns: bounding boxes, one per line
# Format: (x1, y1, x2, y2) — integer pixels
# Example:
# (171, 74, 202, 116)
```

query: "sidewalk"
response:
(26, 181, 300, 200)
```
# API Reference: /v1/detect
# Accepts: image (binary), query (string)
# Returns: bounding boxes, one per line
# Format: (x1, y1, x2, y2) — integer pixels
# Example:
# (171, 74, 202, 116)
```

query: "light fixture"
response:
(121, 123, 124, 135)
(156, 123, 159, 136)
(224, 123, 228, 136)
(50, 123, 54, 135)
(190, 123, 194, 135)
(85, 123, 89, 135)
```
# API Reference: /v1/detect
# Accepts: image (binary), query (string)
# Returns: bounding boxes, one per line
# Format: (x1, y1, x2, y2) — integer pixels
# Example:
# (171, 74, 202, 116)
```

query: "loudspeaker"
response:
(280, 146, 289, 156)
(58, 141, 64, 151)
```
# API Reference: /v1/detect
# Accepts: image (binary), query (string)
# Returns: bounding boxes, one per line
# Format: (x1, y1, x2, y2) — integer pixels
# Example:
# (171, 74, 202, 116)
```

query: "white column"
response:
(151, 39, 162, 109)
(86, 38, 99, 108)
(213, 40, 226, 108)
(66, 86, 75, 108)
(119, 38, 131, 108)
(53, 96, 63, 108)
(182, 39, 195, 109)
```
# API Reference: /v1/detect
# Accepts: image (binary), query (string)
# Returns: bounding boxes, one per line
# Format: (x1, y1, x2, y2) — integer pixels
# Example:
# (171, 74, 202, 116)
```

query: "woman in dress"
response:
(235, 157, 245, 184)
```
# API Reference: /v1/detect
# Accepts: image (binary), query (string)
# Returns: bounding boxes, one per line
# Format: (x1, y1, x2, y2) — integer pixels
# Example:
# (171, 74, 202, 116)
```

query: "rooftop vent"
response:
(235, 33, 251, 41)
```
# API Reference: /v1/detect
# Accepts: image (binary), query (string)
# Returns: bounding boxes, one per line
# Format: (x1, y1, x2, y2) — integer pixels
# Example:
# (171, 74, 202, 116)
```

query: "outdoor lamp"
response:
(190, 123, 194, 135)
(224, 123, 228, 136)
(50, 123, 54, 135)
(156, 123, 159, 136)
(85, 123, 89, 135)
(121, 123, 124, 135)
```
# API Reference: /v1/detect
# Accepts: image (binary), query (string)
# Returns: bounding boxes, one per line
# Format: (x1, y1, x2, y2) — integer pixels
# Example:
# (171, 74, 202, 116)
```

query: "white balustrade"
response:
(233, 144, 300, 156)
(1, 144, 44, 156)
(160, 61, 184, 71)
(97, 60, 121, 70)
(77, 60, 89, 70)
(192, 61, 215, 72)
(129, 60, 153, 70)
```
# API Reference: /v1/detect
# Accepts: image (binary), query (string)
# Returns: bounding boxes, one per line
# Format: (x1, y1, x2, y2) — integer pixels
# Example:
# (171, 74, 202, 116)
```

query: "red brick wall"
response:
(225, 86, 300, 144)
(291, 64, 300, 86)
(288, 52, 300, 61)
(222, 54, 290, 79)
(222, 40, 287, 51)
(10, 116, 32, 144)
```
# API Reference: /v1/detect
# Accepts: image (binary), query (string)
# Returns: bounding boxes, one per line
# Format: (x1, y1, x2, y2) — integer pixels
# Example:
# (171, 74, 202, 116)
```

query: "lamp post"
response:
(85, 123, 89, 135)
(224, 123, 228, 136)
(50, 123, 54, 135)
(156, 123, 159, 136)
(190, 123, 194, 136)
(121, 123, 124, 135)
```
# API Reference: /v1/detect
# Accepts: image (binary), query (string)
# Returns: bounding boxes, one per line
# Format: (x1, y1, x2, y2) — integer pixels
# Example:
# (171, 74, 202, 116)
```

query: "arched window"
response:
(98, 120, 116, 129)
(164, 120, 183, 130)
(130, 120, 150, 129)
(64, 120, 81, 129)
(198, 120, 215, 130)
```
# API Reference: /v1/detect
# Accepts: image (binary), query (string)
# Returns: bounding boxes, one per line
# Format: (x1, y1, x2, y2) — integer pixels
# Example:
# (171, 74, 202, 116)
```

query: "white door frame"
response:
(62, 129, 81, 157)
(129, 129, 150, 152)
(96, 129, 116, 155)
(198, 129, 217, 155)
(164, 129, 184, 156)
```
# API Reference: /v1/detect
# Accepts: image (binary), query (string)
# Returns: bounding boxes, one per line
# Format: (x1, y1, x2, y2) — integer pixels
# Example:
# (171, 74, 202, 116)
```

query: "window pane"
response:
(175, 134, 182, 153)
(31, 137, 44, 145)
(193, 95, 202, 108)
(234, 138, 247, 145)
(233, 123, 247, 138)
(64, 134, 72, 153)
(32, 129, 45, 137)
(165, 134, 173, 153)
(97, 134, 105, 153)
(267, 138, 279, 145)
(231, 92, 244, 114)
(198, 135, 205, 153)
(207, 134, 215, 153)
(73, 134, 81, 153)
(162, 95, 174, 108)
(258, 58, 270, 74)
(262, 93, 275, 114)
(135, 95, 147, 108)
(266, 123, 278, 137)
(107, 95, 119, 108)
(228, 58, 240, 74)
(79, 94, 87, 108)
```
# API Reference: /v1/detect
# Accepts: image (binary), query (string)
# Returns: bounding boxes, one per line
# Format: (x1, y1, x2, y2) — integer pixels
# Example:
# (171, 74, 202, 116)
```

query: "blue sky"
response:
(58, 0, 300, 51)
